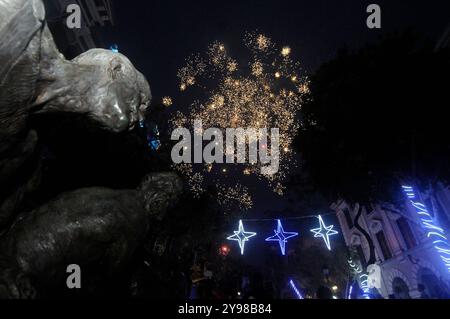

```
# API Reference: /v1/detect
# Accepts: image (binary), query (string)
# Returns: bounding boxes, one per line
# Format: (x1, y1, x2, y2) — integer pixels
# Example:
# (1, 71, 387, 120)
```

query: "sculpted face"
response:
(70, 49, 151, 132)
(140, 172, 183, 218)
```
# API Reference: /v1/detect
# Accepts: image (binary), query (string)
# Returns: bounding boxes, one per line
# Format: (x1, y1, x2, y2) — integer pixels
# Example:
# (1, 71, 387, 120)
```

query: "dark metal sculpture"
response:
(0, 172, 182, 298)
(0, 0, 182, 298)
(0, 0, 150, 133)
(1, 0, 152, 229)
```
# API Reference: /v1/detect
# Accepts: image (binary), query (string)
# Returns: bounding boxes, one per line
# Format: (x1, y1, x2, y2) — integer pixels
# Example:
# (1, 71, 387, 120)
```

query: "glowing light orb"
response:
(289, 279, 304, 299)
(281, 46, 291, 57)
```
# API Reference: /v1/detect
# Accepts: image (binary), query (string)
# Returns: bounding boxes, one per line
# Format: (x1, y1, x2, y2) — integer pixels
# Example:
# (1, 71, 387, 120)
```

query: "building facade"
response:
(44, 0, 115, 58)
(332, 183, 450, 299)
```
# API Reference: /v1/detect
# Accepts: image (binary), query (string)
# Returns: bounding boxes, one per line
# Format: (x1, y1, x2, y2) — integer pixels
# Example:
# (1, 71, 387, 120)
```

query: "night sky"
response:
(101, 0, 449, 97)
(99, 0, 449, 217)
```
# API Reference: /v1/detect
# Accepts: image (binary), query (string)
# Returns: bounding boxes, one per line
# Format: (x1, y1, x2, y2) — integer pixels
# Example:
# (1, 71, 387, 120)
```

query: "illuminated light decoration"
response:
(219, 245, 230, 256)
(348, 257, 370, 299)
(402, 185, 450, 272)
(110, 44, 119, 53)
(227, 220, 257, 255)
(359, 274, 369, 290)
(348, 284, 353, 299)
(347, 258, 362, 273)
(310, 215, 338, 250)
(359, 274, 371, 299)
(265, 219, 298, 255)
(289, 279, 303, 299)
(145, 122, 161, 151)
(149, 139, 161, 151)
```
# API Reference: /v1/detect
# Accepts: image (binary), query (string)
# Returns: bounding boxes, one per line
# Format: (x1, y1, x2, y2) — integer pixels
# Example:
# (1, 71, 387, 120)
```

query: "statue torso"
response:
(0, 0, 45, 148)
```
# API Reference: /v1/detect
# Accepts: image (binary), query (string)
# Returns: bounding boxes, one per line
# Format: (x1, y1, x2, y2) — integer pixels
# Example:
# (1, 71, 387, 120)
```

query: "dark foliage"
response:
(297, 31, 450, 203)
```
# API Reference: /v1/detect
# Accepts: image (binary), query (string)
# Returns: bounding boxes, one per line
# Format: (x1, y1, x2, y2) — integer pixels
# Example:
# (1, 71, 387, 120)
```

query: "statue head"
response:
(71, 49, 151, 132)
(37, 49, 151, 133)
(139, 172, 183, 219)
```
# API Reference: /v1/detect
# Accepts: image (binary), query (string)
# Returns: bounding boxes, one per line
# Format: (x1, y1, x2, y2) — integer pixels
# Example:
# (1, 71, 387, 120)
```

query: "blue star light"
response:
(310, 215, 338, 250)
(265, 219, 298, 255)
(227, 220, 257, 255)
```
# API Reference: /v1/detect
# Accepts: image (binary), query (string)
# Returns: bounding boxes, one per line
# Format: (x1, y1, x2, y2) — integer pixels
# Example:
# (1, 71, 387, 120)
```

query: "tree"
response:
(297, 31, 450, 203)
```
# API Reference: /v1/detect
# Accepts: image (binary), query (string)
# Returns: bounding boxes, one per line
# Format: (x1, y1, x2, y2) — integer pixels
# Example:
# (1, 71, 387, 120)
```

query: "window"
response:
(343, 208, 354, 229)
(396, 217, 416, 250)
(376, 231, 392, 260)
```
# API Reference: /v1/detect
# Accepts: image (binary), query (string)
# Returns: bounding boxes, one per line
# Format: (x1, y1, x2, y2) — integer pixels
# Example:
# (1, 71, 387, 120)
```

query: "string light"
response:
(348, 258, 370, 299)
(241, 211, 335, 222)
(359, 274, 371, 299)
(348, 258, 362, 273)
(224, 214, 342, 261)
(402, 185, 450, 273)
(289, 279, 304, 299)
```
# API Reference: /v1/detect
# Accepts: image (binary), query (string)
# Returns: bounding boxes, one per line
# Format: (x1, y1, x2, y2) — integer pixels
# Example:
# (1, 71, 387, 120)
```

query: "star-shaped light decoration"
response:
(227, 220, 257, 255)
(265, 220, 298, 255)
(310, 215, 338, 250)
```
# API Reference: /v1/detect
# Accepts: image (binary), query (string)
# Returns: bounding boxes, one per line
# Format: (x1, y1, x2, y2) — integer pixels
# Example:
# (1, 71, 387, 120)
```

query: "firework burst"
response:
(170, 32, 309, 211)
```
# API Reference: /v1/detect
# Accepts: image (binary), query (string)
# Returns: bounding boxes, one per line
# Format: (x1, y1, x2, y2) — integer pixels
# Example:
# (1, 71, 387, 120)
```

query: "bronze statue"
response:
(0, 0, 182, 298)
(1, 0, 152, 227)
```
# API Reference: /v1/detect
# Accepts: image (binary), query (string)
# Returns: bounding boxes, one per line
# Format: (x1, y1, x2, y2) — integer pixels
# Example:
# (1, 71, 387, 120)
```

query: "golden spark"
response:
(162, 96, 173, 107)
(281, 46, 291, 57)
(171, 32, 309, 210)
